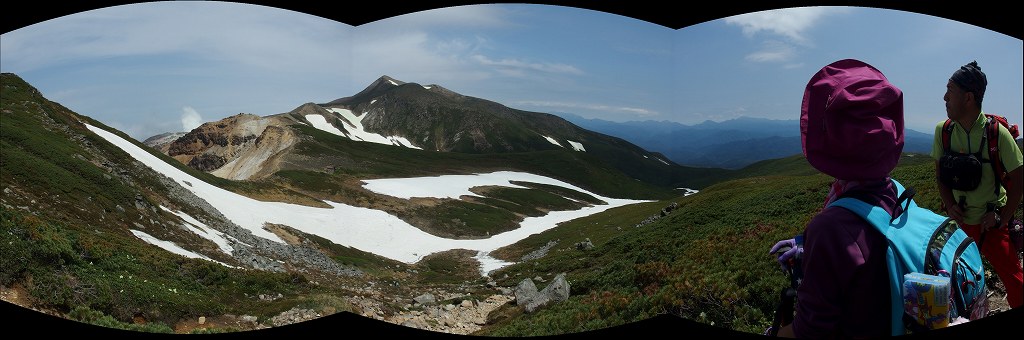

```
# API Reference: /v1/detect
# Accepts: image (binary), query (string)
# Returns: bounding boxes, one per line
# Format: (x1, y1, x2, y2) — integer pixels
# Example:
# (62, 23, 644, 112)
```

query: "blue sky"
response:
(2, 2, 1021, 140)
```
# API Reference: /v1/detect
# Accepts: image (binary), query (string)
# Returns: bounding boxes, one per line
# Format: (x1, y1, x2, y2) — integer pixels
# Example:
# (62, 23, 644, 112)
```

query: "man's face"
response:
(944, 80, 971, 120)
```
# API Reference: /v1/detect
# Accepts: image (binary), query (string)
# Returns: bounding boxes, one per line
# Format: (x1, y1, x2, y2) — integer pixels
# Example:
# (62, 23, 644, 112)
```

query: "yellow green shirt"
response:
(931, 112, 1024, 224)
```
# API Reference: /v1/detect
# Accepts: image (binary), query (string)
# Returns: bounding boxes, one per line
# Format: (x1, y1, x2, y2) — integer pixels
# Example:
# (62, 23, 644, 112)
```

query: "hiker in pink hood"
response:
(773, 59, 903, 338)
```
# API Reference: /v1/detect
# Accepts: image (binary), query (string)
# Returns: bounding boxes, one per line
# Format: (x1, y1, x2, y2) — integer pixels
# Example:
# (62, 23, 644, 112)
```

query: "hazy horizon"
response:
(3, 2, 1020, 140)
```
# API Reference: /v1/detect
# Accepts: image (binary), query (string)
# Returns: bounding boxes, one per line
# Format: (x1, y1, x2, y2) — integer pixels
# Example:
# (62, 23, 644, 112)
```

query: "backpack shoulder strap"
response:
(827, 179, 911, 336)
(984, 115, 1007, 194)
(986, 113, 1020, 139)
(942, 119, 956, 153)
(828, 180, 913, 228)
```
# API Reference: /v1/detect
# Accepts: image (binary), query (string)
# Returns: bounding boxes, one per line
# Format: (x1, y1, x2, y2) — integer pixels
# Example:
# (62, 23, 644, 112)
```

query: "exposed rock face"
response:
(635, 202, 680, 228)
(269, 307, 320, 327)
(575, 238, 594, 251)
(211, 125, 296, 180)
(168, 113, 260, 157)
(545, 274, 571, 303)
(513, 273, 571, 313)
(142, 131, 187, 153)
(164, 113, 297, 180)
(521, 240, 559, 261)
(514, 279, 539, 307)
(413, 293, 437, 305)
(509, 274, 569, 313)
(187, 154, 227, 172)
(382, 292, 514, 335)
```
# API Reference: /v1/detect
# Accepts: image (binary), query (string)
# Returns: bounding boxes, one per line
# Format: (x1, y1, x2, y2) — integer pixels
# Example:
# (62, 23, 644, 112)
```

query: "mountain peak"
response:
(378, 75, 405, 86)
(1, 72, 44, 99)
(324, 75, 407, 106)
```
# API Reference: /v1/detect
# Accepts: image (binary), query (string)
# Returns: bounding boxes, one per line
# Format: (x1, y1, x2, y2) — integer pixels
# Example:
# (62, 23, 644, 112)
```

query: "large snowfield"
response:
(86, 124, 648, 275)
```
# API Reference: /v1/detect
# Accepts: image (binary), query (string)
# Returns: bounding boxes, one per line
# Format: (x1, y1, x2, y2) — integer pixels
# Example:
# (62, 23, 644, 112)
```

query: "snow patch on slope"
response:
(542, 135, 563, 148)
(160, 205, 234, 254)
(130, 229, 235, 268)
(567, 140, 586, 152)
(310, 109, 423, 150)
(86, 123, 647, 272)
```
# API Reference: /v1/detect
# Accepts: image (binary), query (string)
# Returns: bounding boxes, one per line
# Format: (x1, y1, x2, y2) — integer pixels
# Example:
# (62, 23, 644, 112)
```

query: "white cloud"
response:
(181, 106, 203, 132)
(745, 40, 796, 63)
(724, 7, 845, 44)
(358, 5, 513, 35)
(351, 5, 512, 83)
(471, 55, 584, 76)
(351, 31, 486, 87)
(351, 24, 583, 96)
(0, 2, 352, 74)
(514, 100, 658, 117)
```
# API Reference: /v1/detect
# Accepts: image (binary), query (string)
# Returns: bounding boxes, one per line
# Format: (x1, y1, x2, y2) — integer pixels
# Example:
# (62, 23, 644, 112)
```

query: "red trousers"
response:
(964, 223, 1023, 309)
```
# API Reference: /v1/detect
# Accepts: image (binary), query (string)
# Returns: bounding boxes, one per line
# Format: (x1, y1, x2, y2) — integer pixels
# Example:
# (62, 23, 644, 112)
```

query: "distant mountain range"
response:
(556, 113, 937, 169)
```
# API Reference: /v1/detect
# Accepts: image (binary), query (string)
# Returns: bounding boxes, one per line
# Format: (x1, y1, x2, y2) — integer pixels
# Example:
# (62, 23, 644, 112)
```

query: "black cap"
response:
(950, 61, 988, 106)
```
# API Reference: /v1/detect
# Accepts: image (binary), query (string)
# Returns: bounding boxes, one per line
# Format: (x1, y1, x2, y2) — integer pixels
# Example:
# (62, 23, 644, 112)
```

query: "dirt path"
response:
(0, 284, 64, 318)
(4, 272, 1017, 335)
(173, 314, 264, 333)
(983, 258, 1021, 316)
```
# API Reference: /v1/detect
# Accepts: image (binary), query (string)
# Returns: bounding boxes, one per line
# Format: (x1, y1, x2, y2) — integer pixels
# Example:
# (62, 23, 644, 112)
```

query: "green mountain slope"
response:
(317, 76, 724, 190)
(474, 158, 996, 336)
(1, 72, 365, 331)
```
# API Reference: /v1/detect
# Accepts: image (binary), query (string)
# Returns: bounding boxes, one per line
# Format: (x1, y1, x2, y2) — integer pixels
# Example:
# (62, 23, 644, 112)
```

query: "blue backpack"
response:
(828, 179, 987, 336)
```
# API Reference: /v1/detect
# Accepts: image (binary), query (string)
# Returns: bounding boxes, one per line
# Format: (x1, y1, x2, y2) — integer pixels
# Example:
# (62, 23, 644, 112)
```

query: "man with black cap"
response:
(933, 60, 1023, 309)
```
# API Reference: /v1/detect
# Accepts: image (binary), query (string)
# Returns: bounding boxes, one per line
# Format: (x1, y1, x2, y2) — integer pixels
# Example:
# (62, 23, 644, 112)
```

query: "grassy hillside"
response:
(275, 124, 681, 239)
(0, 205, 358, 332)
(478, 174, 829, 335)
(1, 73, 366, 331)
(693, 152, 935, 187)
(474, 158, 988, 336)
(289, 123, 677, 200)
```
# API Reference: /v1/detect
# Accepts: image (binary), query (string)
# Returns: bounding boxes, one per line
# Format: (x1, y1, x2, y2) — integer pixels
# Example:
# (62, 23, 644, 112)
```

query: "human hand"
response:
(980, 211, 1002, 231)
(1009, 220, 1024, 253)
(770, 239, 802, 272)
(945, 203, 965, 226)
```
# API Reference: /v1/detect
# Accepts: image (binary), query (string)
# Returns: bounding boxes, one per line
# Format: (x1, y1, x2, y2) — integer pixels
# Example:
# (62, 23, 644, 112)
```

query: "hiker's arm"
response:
(776, 324, 795, 338)
(792, 212, 856, 338)
(1000, 165, 1023, 228)
(935, 160, 964, 224)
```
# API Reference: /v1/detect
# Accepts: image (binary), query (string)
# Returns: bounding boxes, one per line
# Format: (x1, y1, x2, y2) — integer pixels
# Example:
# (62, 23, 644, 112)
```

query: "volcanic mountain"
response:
(158, 75, 719, 189)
